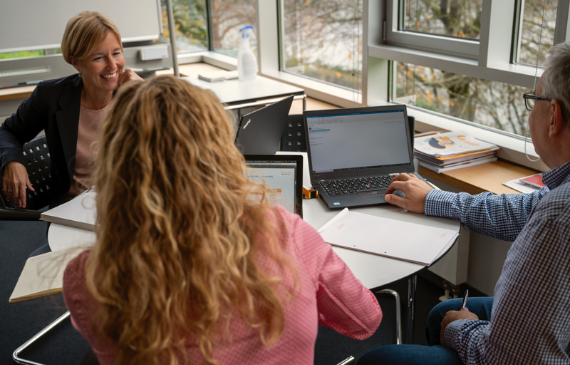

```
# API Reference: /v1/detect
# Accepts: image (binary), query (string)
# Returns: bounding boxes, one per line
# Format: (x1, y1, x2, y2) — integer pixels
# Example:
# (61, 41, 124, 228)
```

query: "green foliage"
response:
(0, 50, 45, 60)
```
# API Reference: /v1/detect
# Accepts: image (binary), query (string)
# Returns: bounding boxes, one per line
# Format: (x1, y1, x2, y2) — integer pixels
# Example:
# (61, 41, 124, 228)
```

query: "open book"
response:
(318, 209, 459, 266)
(9, 247, 86, 303)
(40, 189, 97, 231)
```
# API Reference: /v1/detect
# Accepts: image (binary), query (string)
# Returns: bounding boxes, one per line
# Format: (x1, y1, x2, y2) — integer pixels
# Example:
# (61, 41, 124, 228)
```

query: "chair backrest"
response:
(280, 114, 414, 153)
(280, 114, 306, 152)
(1, 135, 51, 212)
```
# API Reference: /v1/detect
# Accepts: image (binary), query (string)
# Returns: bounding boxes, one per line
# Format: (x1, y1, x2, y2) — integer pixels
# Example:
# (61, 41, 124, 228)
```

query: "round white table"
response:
(302, 197, 461, 343)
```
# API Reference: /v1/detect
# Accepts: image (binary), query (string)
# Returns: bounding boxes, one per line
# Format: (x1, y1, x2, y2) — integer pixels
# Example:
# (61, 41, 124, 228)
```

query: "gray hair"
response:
(541, 42, 570, 123)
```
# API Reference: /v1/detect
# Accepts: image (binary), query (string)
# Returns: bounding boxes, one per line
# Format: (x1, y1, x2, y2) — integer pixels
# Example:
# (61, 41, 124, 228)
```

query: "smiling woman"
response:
(69, 32, 126, 110)
(0, 11, 141, 220)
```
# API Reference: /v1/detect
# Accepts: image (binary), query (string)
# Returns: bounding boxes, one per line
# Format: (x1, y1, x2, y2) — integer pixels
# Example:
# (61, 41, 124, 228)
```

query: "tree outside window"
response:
(395, 0, 557, 137)
(281, 0, 363, 91)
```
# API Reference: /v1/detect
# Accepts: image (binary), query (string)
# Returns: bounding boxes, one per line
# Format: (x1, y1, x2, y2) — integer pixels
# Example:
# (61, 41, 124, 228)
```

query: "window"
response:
(210, 0, 257, 57)
(385, 0, 480, 59)
(160, 0, 208, 53)
(394, 62, 530, 136)
(160, 0, 257, 57)
(402, 0, 483, 40)
(516, 0, 558, 67)
(280, 0, 363, 91)
(381, 0, 570, 141)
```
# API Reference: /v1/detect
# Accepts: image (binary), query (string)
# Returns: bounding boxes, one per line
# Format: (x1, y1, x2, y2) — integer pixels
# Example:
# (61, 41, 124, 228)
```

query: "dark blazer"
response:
(0, 74, 83, 208)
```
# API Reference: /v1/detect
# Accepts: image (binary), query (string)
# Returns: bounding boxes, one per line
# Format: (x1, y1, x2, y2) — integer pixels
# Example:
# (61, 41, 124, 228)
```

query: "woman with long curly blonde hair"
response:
(63, 75, 381, 365)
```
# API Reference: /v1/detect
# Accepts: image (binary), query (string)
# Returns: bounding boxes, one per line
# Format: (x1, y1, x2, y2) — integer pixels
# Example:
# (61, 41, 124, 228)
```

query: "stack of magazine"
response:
(414, 131, 499, 173)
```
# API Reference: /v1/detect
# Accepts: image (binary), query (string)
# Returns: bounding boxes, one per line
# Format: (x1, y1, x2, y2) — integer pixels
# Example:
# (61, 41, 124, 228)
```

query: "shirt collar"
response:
(542, 160, 570, 189)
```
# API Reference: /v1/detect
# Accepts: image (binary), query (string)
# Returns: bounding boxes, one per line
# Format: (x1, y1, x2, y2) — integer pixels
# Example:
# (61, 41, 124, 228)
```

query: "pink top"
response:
(68, 103, 110, 197)
(63, 207, 382, 364)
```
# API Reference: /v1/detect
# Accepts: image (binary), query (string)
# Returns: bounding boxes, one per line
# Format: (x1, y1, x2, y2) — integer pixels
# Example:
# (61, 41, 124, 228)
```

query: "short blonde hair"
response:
(61, 11, 122, 64)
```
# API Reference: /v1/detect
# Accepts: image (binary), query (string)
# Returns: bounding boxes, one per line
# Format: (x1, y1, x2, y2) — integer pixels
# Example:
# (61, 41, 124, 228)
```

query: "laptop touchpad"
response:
(359, 193, 386, 203)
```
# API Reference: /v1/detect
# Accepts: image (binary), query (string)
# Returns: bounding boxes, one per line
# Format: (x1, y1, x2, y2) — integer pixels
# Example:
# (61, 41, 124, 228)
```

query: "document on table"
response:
(40, 188, 97, 231)
(9, 247, 85, 303)
(318, 209, 459, 266)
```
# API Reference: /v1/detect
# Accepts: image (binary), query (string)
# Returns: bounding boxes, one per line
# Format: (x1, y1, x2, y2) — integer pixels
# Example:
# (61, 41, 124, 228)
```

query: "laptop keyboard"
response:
(320, 176, 393, 196)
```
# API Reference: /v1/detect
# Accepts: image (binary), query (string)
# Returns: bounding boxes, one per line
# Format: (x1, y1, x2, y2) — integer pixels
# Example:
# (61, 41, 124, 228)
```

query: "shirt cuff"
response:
(425, 189, 458, 217)
(444, 319, 471, 351)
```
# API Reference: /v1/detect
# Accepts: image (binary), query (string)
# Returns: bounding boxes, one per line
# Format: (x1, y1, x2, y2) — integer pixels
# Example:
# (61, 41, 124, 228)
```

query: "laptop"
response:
(243, 154, 303, 217)
(304, 104, 416, 209)
(235, 95, 295, 155)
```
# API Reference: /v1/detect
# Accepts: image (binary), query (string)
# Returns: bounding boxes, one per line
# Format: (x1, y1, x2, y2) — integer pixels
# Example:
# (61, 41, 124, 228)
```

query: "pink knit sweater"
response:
(63, 207, 382, 364)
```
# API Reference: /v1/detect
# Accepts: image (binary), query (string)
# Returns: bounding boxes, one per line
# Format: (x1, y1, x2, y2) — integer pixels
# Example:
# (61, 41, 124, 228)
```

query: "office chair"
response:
(0, 134, 51, 219)
(280, 114, 306, 152)
(375, 289, 402, 344)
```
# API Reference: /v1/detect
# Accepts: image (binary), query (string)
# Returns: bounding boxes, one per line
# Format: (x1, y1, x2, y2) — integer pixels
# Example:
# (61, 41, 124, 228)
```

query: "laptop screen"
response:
(306, 108, 411, 174)
(234, 95, 294, 155)
(244, 155, 303, 217)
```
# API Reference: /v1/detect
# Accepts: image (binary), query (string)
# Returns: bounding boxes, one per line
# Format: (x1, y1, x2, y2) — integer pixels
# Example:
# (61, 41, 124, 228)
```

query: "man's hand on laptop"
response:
(385, 173, 433, 214)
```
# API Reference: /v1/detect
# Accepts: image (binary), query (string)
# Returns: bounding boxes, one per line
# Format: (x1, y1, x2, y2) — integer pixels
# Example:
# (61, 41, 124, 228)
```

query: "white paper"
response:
(40, 189, 97, 231)
(318, 210, 459, 266)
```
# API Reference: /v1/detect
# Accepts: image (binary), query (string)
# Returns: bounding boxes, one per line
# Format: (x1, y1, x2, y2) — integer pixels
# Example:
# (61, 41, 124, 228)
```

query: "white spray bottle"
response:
(238, 25, 258, 81)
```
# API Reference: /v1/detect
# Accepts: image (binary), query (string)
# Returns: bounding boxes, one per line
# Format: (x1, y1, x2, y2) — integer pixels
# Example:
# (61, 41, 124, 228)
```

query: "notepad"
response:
(40, 189, 97, 231)
(318, 209, 459, 266)
(9, 247, 85, 303)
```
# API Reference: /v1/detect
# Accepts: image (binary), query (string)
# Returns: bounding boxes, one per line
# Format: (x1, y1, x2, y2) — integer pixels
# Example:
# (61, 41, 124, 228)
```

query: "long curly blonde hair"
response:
(85, 75, 298, 364)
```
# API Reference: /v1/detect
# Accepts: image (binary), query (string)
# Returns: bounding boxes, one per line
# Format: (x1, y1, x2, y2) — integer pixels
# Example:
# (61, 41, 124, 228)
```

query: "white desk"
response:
(303, 196, 460, 343)
(181, 74, 306, 111)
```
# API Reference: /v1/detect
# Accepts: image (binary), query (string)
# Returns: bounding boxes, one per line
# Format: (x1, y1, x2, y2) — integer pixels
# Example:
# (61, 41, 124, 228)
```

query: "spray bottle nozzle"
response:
(240, 25, 254, 38)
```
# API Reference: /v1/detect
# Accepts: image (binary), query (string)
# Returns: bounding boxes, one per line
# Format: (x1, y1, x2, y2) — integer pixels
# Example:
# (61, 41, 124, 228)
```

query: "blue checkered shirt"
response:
(426, 161, 570, 364)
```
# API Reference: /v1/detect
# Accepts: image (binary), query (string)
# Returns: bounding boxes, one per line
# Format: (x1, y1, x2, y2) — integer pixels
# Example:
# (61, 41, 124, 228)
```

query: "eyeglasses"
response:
(523, 91, 552, 111)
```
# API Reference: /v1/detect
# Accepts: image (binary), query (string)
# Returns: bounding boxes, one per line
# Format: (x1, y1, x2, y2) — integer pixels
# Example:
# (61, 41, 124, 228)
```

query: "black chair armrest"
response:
(0, 207, 41, 220)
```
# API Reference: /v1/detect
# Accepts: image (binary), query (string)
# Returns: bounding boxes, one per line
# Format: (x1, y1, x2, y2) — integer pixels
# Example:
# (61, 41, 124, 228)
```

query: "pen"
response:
(336, 356, 355, 365)
(461, 289, 469, 309)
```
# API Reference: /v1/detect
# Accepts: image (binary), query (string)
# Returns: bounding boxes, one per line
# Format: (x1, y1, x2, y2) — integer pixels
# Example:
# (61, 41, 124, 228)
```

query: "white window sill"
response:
(259, 70, 363, 107)
(178, 52, 363, 106)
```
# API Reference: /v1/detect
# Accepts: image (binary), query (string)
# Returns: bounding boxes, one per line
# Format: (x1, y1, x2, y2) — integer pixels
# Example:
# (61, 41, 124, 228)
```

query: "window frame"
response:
(362, 0, 570, 171)
(384, 0, 480, 60)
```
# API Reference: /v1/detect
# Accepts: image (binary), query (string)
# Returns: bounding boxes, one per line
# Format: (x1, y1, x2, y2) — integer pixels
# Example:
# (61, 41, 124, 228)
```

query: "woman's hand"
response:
(118, 68, 143, 87)
(2, 161, 35, 208)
